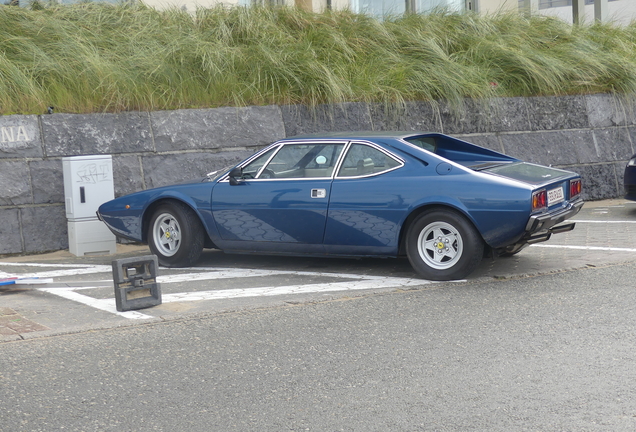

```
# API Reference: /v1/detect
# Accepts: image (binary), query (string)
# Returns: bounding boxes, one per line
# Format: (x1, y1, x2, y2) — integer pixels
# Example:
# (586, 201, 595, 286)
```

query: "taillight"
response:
(570, 179, 581, 198)
(532, 189, 547, 211)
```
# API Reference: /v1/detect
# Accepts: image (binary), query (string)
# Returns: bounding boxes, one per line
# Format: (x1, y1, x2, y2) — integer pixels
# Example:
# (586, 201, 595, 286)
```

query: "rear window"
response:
(404, 137, 437, 152)
(485, 162, 572, 185)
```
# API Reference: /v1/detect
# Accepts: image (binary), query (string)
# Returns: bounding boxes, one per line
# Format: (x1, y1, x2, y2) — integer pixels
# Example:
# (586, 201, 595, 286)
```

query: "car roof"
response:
(284, 131, 439, 141)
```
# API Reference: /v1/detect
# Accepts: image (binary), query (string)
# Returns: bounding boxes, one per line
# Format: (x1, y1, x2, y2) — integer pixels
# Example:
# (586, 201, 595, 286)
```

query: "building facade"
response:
(529, 0, 636, 26)
(137, 0, 636, 25)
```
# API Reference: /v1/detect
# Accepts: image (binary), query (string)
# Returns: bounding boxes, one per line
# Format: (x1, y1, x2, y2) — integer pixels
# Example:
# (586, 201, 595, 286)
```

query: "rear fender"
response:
(398, 197, 480, 255)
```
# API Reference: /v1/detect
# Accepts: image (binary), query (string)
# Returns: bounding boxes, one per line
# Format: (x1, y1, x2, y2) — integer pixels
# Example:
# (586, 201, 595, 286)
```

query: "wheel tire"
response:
(147, 202, 204, 267)
(406, 209, 484, 281)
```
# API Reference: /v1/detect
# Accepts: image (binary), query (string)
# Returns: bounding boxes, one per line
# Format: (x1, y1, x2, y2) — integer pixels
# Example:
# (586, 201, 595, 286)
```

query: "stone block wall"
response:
(0, 94, 634, 255)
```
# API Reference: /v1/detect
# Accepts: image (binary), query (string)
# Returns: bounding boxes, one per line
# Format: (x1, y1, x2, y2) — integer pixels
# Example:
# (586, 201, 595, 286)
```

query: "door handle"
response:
(311, 189, 327, 199)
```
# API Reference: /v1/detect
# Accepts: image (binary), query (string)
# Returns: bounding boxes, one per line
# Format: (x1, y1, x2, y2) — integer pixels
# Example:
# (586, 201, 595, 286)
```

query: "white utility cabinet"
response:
(62, 155, 117, 256)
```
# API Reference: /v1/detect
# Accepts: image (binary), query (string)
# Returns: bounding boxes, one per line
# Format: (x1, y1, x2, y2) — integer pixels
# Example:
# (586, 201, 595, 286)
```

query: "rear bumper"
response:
(497, 198, 584, 255)
(525, 197, 584, 233)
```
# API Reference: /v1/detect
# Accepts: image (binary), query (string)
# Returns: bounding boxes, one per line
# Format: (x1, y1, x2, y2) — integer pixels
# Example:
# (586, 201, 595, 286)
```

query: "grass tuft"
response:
(1, 4, 636, 114)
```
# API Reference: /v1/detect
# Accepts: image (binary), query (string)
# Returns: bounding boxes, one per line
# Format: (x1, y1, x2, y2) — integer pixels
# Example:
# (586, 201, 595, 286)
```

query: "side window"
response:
(337, 144, 401, 178)
(260, 143, 345, 179)
(241, 147, 277, 179)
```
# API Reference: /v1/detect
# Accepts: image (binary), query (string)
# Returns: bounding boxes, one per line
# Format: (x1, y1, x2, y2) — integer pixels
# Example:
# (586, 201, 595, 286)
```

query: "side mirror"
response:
(229, 167, 243, 186)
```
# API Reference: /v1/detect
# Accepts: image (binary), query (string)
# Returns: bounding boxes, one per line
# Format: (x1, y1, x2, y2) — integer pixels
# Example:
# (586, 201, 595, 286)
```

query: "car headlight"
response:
(629, 157, 636, 167)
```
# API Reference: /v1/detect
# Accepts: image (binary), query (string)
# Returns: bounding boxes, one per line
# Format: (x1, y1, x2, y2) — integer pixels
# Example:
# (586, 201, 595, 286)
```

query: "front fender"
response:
(98, 181, 219, 244)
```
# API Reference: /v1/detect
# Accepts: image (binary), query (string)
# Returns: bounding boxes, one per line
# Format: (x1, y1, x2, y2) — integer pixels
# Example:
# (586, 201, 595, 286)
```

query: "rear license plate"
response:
(548, 186, 564, 206)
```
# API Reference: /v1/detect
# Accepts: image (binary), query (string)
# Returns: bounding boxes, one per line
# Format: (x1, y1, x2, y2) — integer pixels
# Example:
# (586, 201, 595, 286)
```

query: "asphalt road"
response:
(2, 264, 636, 431)
(1, 199, 636, 431)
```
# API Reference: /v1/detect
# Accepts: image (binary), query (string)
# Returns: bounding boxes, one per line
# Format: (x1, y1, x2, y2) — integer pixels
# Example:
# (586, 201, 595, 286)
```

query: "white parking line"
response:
(0, 262, 112, 278)
(571, 220, 636, 224)
(37, 273, 436, 320)
(0, 262, 105, 268)
(37, 287, 154, 320)
(531, 244, 636, 252)
(162, 274, 435, 303)
(0, 264, 436, 320)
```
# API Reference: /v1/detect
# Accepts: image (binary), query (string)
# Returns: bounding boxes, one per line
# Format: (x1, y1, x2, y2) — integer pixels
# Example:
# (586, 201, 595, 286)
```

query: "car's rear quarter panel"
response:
(325, 156, 533, 253)
(402, 170, 532, 249)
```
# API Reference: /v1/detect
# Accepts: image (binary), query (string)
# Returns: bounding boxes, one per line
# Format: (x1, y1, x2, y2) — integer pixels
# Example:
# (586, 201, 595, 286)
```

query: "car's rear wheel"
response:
(406, 209, 484, 281)
(148, 202, 204, 267)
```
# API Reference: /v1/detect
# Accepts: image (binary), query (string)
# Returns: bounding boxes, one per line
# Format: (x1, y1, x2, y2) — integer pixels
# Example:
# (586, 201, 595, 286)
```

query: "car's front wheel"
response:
(147, 202, 204, 267)
(406, 209, 484, 281)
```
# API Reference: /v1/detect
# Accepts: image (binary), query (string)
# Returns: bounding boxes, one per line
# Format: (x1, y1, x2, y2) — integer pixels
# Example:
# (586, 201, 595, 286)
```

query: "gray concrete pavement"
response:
(1, 199, 635, 343)
(2, 262, 636, 431)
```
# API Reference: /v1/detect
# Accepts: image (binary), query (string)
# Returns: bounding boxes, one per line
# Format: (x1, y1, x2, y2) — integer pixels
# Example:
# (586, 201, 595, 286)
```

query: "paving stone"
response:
(0, 308, 17, 316)
(0, 313, 49, 334)
(0, 325, 16, 336)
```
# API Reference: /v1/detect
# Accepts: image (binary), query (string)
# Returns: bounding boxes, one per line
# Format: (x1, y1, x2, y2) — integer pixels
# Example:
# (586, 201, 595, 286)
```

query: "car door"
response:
(211, 141, 346, 252)
(323, 142, 406, 256)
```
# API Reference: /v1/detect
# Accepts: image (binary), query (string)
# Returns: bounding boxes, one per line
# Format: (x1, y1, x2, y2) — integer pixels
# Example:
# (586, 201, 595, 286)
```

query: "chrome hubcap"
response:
(153, 213, 181, 257)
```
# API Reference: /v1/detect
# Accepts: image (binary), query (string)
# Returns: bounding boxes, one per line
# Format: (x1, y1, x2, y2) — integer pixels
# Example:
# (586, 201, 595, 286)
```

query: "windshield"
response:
(206, 165, 234, 182)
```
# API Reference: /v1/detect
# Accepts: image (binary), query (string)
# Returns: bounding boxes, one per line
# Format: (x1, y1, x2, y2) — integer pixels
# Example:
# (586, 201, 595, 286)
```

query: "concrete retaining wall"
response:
(1, 93, 634, 255)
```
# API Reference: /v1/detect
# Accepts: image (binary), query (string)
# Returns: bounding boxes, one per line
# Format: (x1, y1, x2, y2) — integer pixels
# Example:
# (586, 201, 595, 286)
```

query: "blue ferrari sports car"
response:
(97, 132, 584, 280)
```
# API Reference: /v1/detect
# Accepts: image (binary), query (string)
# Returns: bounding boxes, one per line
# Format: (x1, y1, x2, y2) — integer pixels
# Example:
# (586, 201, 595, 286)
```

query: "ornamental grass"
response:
(1, 3, 635, 115)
